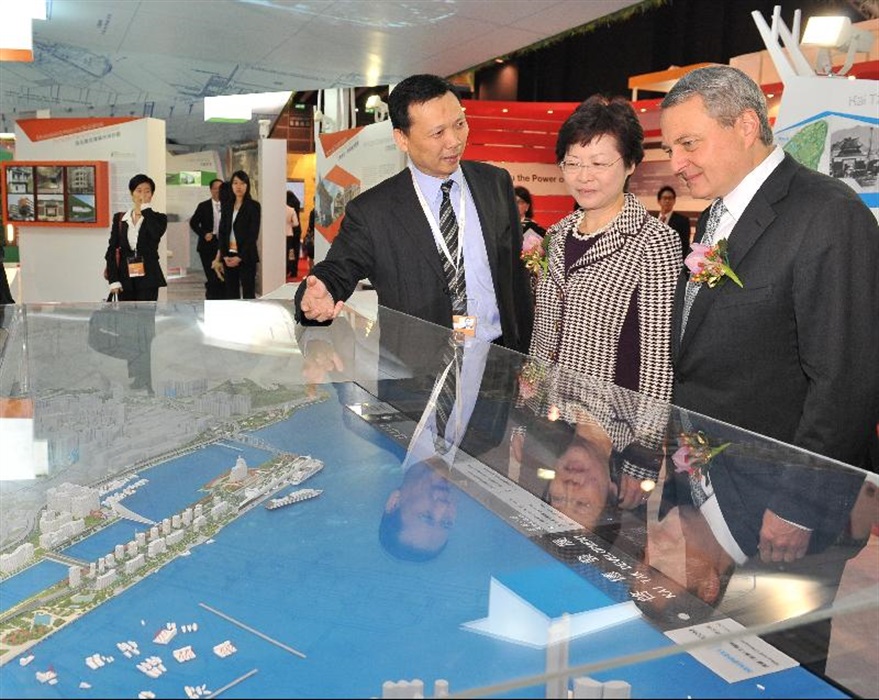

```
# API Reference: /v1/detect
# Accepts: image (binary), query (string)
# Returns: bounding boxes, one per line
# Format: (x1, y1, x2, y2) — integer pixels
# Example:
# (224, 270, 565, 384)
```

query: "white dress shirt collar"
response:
(720, 146, 784, 231)
(408, 159, 464, 203)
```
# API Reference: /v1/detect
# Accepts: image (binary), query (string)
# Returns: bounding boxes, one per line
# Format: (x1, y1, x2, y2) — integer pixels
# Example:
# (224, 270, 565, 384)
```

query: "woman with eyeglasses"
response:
(529, 95, 680, 402)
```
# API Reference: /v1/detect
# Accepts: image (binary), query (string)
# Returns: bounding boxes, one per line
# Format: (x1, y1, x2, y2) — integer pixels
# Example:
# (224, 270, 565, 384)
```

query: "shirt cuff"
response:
(776, 514, 813, 532)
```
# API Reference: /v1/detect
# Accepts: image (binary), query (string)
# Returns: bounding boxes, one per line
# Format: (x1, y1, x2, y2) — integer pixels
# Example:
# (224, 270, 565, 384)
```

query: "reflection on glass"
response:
(380, 456, 457, 562)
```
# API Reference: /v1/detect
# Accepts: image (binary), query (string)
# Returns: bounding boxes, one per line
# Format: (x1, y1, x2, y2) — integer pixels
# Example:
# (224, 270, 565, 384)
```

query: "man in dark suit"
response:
(295, 74, 533, 353)
(189, 178, 224, 300)
(656, 185, 691, 260)
(659, 66, 879, 555)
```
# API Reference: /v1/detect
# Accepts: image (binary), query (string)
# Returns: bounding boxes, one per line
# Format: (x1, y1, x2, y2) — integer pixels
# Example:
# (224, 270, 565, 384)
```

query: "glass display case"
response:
(0, 300, 876, 698)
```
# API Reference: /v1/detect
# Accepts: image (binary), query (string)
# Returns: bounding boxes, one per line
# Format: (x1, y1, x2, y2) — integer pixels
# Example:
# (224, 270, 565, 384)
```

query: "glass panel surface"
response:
(0, 301, 875, 698)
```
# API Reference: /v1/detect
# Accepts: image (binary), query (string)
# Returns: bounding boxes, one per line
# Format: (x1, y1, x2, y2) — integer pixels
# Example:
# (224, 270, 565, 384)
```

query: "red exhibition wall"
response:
(462, 59, 879, 228)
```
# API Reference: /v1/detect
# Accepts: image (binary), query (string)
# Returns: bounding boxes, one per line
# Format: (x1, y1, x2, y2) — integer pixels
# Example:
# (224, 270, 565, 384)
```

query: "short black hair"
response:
(657, 185, 677, 200)
(388, 74, 459, 133)
(209, 178, 224, 189)
(128, 174, 155, 194)
(514, 186, 534, 219)
(555, 95, 644, 168)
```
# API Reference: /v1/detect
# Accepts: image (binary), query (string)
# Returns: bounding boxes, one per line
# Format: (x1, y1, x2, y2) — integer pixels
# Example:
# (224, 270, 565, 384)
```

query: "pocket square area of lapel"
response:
(712, 284, 773, 310)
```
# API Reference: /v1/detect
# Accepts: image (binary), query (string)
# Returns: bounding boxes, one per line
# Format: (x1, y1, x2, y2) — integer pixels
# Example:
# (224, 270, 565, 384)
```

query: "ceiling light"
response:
(203, 91, 291, 123)
(802, 16, 851, 48)
(204, 95, 251, 123)
(801, 15, 874, 76)
(364, 95, 388, 123)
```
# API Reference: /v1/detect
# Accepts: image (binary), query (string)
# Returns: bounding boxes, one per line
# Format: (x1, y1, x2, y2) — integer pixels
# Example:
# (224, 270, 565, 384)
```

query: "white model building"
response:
(46, 482, 99, 518)
(0, 543, 35, 573)
(115, 544, 125, 560)
(125, 554, 146, 576)
(210, 501, 230, 520)
(95, 569, 117, 590)
(229, 455, 248, 482)
(38, 518, 85, 549)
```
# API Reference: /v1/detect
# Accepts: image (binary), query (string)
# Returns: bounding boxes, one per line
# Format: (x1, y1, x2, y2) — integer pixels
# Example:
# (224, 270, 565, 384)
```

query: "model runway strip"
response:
(199, 602, 307, 658)
(206, 668, 259, 698)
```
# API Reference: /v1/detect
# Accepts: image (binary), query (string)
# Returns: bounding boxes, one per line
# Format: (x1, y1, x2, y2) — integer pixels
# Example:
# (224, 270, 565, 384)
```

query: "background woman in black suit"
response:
(514, 185, 546, 238)
(218, 170, 261, 299)
(105, 173, 167, 301)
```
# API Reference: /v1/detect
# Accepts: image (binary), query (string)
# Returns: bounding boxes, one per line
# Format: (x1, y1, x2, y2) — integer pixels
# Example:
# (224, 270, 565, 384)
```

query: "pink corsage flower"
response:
(521, 231, 550, 276)
(685, 239, 743, 288)
(672, 431, 731, 481)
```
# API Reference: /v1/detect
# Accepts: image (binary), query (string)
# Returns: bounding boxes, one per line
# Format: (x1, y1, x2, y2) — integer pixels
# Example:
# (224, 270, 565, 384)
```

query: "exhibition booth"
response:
(1, 8, 878, 700)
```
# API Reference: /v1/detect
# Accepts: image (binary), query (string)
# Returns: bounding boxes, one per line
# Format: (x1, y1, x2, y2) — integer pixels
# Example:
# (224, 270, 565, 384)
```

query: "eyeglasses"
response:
(558, 156, 623, 174)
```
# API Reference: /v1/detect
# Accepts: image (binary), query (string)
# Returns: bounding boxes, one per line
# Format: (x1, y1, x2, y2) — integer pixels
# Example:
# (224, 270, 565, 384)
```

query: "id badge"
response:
(452, 314, 477, 337)
(127, 257, 145, 278)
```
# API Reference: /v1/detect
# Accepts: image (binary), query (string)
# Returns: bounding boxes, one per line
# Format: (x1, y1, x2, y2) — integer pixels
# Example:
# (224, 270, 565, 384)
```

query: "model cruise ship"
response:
(265, 488, 322, 510)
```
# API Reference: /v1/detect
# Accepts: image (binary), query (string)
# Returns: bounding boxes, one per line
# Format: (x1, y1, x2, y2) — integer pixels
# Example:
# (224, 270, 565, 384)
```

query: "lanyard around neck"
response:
(411, 171, 466, 272)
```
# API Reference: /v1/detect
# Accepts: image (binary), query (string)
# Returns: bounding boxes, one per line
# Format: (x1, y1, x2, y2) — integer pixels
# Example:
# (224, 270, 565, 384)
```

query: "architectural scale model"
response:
(0, 381, 327, 677)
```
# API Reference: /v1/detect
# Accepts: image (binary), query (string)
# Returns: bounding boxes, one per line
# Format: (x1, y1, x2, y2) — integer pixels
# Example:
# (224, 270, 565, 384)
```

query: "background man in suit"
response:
(295, 73, 533, 353)
(660, 65, 879, 559)
(655, 185, 691, 260)
(189, 178, 224, 300)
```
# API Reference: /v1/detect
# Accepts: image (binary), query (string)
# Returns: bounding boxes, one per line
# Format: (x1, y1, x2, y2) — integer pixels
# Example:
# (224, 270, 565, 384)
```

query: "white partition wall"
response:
(13, 118, 167, 303)
(257, 138, 287, 296)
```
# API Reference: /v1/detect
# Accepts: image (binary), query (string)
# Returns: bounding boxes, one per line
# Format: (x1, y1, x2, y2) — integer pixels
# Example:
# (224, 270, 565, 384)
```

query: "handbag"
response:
(103, 212, 124, 281)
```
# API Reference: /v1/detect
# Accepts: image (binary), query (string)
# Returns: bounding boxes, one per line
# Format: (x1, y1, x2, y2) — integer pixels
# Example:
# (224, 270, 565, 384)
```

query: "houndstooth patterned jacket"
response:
(529, 193, 680, 403)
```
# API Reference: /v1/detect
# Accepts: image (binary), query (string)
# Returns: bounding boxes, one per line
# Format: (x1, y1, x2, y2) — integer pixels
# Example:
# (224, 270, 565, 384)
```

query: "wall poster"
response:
(1, 161, 109, 227)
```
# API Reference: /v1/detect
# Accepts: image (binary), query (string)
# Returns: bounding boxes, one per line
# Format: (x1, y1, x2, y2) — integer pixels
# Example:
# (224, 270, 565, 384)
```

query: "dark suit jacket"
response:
(219, 198, 261, 266)
(671, 154, 879, 470)
(189, 198, 220, 254)
(664, 211, 691, 259)
(295, 161, 533, 353)
(105, 208, 168, 292)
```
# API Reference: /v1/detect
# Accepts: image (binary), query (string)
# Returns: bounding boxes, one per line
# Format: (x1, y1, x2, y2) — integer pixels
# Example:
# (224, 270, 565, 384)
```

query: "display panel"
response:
(0, 302, 875, 699)
(1, 161, 108, 227)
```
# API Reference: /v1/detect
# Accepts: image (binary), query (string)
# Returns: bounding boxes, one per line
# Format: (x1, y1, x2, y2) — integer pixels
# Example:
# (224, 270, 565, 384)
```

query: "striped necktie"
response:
(433, 342, 460, 453)
(681, 198, 725, 337)
(440, 180, 466, 315)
